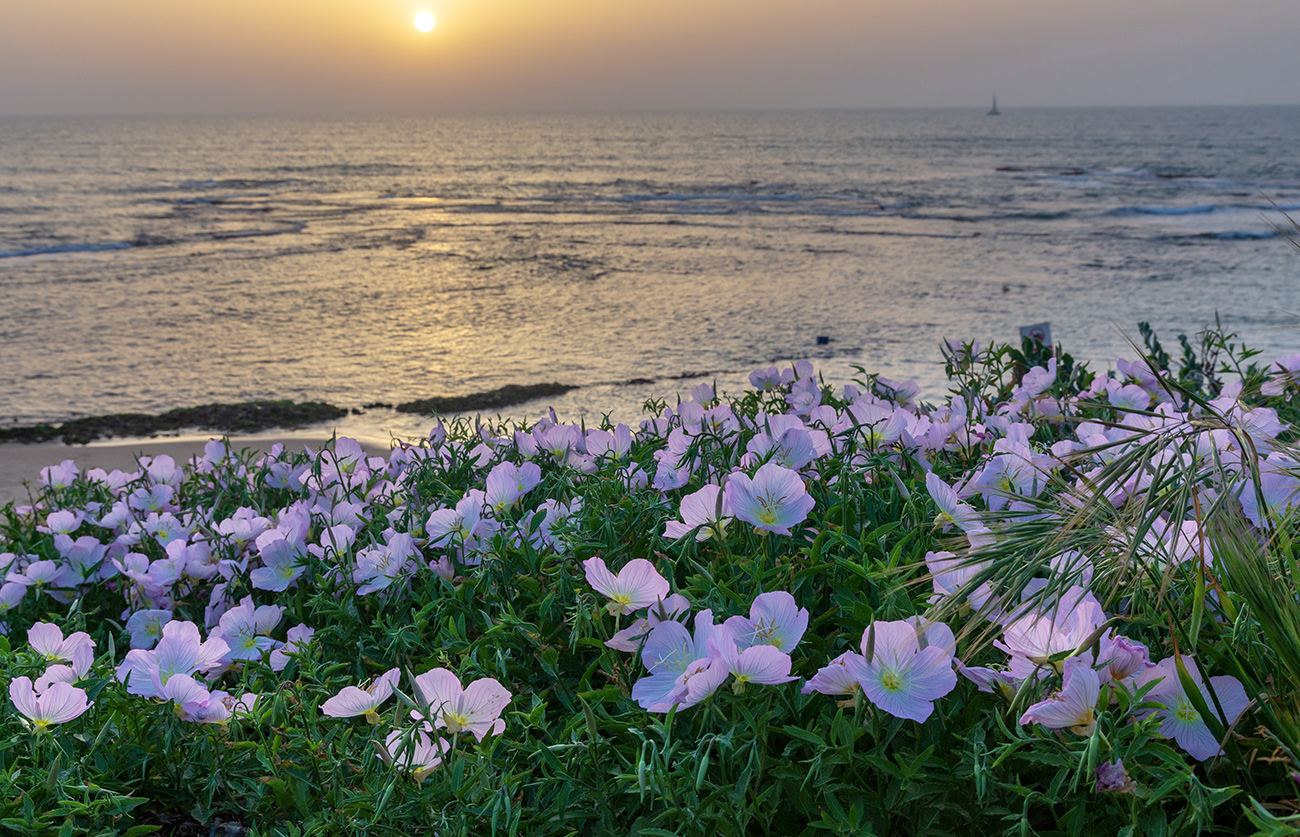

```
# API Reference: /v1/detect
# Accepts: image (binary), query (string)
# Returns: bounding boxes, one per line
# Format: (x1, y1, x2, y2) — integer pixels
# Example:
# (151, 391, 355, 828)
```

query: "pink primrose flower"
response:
(722, 591, 809, 653)
(28, 622, 95, 667)
(9, 677, 92, 729)
(606, 594, 691, 652)
(411, 668, 512, 741)
(216, 596, 284, 662)
(583, 557, 671, 616)
(269, 624, 316, 672)
(845, 620, 957, 723)
(803, 651, 864, 696)
(708, 628, 796, 690)
(1135, 657, 1250, 761)
(39, 460, 80, 489)
(924, 472, 982, 533)
(384, 728, 451, 780)
(632, 610, 728, 712)
(116, 621, 229, 698)
(1019, 656, 1101, 735)
(321, 668, 401, 721)
(250, 535, 307, 592)
(484, 461, 543, 513)
(724, 462, 815, 536)
(663, 484, 733, 542)
(125, 609, 173, 650)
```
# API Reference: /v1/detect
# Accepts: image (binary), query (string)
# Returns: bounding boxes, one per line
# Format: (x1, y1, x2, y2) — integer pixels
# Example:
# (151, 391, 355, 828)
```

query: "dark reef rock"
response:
(0, 401, 347, 445)
(395, 383, 576, 416)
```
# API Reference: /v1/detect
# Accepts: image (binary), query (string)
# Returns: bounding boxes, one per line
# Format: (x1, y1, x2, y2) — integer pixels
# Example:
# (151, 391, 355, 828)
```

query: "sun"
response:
(414, 11, 435, 32)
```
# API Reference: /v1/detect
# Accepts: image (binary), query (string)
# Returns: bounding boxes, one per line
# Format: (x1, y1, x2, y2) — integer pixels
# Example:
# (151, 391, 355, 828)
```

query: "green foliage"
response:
(2, 323, 1299, 835)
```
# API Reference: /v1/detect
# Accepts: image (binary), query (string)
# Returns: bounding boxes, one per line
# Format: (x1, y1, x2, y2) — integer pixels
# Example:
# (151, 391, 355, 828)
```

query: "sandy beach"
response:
(0, 432, 391, 507)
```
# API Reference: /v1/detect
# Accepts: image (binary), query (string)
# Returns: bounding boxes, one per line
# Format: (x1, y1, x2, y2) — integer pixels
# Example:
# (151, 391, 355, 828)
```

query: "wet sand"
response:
(0, 433, 391, 508)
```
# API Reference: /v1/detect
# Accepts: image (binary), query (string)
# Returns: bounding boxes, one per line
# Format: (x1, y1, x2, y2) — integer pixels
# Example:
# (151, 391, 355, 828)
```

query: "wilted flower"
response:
(957, 663, 1017, 701)
(1096, 634, 1150, 683)
(1095, 759, 1136, 794)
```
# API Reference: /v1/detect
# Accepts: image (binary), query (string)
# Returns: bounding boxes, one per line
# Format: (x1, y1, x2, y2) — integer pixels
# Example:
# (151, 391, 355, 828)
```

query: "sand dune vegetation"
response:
(4, 324, 1300, 835)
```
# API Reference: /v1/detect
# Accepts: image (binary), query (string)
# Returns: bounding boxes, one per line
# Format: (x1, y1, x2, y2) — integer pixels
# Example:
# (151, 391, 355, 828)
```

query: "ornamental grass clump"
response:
(6, 320, 1300, 834)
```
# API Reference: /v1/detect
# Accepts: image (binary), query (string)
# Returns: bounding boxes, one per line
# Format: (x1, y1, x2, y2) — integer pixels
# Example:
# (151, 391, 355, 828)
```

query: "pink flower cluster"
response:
(321, 666, 512, 780)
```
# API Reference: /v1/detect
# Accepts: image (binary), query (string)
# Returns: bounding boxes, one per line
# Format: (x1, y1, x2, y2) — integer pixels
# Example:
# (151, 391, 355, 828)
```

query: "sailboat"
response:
(987, 95, 1001, 116)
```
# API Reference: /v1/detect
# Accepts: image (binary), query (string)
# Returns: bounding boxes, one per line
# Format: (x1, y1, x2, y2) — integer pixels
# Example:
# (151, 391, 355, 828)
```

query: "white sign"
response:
(1020, 322, 1052, 346)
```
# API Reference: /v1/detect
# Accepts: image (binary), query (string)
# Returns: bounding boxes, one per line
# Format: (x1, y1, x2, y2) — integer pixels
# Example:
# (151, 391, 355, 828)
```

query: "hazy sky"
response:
(3, 0, 1298, 114)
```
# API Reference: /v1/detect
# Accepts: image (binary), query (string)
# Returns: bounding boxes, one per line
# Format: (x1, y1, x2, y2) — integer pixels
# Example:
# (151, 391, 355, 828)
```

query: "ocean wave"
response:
(1156, 230, 1278, 242)
(1110, 204, 1220, 216)
(902, 209, 1073, 223)
(1203, 230, 1278, 240)
(270, 163, 413, 176)
(174, 194, 271, 206)
(1110, 201, 1300, 218)
(208, 222, 307, 240)
(996, 165, 1157, 180)
(0, 241, 132, 259)
(596, 192, 807, 203)
(996, 166, 1088, 177)
(178, 178, 297, 190)
(816, 227, 975, 240)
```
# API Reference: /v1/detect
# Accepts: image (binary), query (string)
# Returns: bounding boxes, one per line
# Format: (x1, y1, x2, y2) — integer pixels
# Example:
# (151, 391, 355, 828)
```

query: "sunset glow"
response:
(1, 0, 1297, 114)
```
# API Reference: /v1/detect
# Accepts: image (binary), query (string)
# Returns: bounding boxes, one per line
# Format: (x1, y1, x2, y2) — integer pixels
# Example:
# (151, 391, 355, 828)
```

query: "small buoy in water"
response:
(816, 336, 830, 345)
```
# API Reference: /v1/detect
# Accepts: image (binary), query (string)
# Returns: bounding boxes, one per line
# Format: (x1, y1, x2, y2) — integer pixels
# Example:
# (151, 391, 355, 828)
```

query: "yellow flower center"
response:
(1175, 699, 1199, 724)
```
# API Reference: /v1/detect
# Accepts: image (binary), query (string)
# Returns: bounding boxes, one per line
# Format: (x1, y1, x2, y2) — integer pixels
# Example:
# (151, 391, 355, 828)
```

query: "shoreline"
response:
(0, 432, 393, 508)
(0, 382, 587, 446)
(0, 357, 876, 506)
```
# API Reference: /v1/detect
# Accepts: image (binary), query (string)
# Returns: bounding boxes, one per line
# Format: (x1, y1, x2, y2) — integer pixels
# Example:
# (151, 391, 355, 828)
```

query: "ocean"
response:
(2, 108, 1299, 435)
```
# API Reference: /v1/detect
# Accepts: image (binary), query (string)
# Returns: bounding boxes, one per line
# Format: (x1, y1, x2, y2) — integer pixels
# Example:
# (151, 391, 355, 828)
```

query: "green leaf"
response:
(123, 827, 164, 837)
(781, 726, 828, 749)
